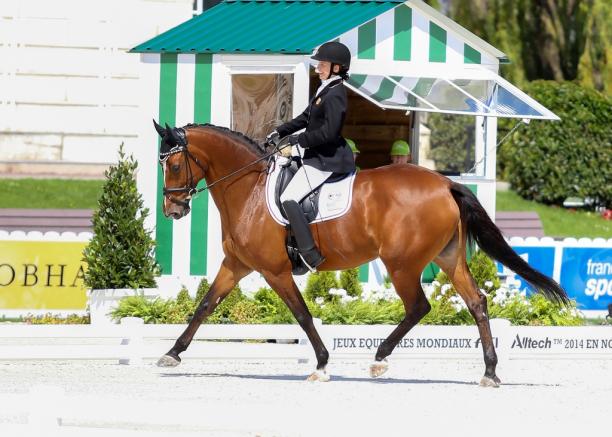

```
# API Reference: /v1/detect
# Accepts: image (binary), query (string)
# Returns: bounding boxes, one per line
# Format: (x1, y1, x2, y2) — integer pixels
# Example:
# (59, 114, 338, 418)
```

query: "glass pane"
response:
(419, 113, 477, 175)
(408, 77, 482, 113)
(493, 83, 543, 117)
(450, 78, 496, 112)
(231, 74, 293, 142)
(348, 75, 553, 118)
(347, 74, 432, 110)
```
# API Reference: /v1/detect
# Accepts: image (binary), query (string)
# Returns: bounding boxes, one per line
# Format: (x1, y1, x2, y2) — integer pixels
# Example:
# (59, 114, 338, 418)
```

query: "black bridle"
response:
(159, 129, 288, 209)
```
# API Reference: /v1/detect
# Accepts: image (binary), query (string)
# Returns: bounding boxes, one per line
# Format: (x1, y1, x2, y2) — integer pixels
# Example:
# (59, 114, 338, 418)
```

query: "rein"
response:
(160, 135, 289, 206)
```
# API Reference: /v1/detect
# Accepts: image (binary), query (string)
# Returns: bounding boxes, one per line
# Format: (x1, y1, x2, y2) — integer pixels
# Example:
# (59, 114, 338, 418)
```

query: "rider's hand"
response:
(287, 134, 300, 147)
(266, 130, 280, 146)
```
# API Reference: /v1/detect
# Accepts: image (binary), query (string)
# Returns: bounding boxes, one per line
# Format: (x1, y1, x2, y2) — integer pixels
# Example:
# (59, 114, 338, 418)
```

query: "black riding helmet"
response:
(311, 41, 351, 79)
(311, 41, 351, 69)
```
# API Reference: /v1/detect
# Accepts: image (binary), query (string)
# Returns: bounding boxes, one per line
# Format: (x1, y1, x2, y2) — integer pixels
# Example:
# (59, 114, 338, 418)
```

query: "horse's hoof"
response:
(306, 369, 330, 382)
(157, 354, 181, 368)
(479, 375, 501, 388)
(370, 359, 389, 378)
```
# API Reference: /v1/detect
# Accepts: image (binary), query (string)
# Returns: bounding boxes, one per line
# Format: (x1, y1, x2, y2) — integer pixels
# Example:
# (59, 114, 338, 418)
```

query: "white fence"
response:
(0, 317, 310, 363)
(1, 318, 611, 363)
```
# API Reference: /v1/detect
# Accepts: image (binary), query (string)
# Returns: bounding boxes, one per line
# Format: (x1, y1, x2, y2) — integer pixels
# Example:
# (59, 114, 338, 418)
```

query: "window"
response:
(345, 73, 558, 120)
(418, 113, 481, 176)
(231, 74, 294, 143)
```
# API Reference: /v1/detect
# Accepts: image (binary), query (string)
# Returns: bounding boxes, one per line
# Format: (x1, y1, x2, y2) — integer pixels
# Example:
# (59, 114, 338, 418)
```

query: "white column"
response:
(206, 56, 232, 278)
(170, 55, 196, 279)
(132, 53, 161, 235)
(484, 116, 498, 220)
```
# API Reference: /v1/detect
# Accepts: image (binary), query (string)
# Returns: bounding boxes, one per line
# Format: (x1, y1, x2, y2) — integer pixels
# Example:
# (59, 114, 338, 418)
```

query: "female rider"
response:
(266, 41, 355, 271)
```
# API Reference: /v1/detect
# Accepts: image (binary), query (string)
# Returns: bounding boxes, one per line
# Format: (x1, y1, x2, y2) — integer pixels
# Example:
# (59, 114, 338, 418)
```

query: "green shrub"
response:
(111, 295, 170, 324)
(339, 268, 363, 298)
(421, 297, 473, 325)
(206, 285, 247, 324)
(468, 250, 501, 291)
(253, 287, 295, 324)
(304, 271, 339, 303)
(426, 249, 582, 326)
(24, 313, 90, 325)
(498, 81, 612, 208)
(109, 273, 583, 326)
(489, 292, 583, 326)
(195, 277, 211, 304)
(310, 299, 405, 325)
(433, 250, 500, 294)
(82, 145, 159, 289)
(228, 300, 262, 324)
(167, 286, 195, 323)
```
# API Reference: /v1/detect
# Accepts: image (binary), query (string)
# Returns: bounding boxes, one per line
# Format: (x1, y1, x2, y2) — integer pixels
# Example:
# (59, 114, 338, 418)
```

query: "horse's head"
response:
(153, 120, 207, 220)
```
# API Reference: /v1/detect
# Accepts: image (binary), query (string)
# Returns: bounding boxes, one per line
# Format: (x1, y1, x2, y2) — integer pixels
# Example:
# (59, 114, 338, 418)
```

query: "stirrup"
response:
(298, 252, 326, 273)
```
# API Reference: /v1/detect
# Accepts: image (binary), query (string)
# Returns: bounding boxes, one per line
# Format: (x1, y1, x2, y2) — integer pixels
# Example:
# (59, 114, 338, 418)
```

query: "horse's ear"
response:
(153, 119, 165, 138)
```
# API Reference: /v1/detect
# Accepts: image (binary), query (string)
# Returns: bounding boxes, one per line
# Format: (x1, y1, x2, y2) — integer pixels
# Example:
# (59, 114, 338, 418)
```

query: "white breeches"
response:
(280, 164, 333, 204)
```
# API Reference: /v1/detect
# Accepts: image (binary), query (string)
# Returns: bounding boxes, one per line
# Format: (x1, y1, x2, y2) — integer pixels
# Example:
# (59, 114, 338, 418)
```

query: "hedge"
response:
(498, 81, 612, 208)
(110, 254, 583, 326)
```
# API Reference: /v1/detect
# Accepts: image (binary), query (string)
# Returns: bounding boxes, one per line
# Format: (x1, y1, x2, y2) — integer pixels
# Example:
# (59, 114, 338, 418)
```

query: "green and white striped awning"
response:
(345, 72, 559, 120)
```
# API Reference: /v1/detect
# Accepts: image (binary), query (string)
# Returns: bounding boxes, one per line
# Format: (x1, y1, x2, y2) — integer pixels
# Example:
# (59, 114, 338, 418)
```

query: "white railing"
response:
(0, 317, 311, 363)
(1, 318, 611, 363)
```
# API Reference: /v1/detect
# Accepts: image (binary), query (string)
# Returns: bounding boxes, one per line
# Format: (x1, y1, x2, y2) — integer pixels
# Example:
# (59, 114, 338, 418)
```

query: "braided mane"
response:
(184, 123, 268, 156)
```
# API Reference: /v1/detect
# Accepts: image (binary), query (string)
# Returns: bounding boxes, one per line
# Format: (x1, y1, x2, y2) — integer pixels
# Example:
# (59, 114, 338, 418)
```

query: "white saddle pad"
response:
(265, 156, 357, 226)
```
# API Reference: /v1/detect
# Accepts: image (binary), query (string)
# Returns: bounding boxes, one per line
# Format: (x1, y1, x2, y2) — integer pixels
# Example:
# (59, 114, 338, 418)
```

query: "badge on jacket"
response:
(315, 97, 322, 105)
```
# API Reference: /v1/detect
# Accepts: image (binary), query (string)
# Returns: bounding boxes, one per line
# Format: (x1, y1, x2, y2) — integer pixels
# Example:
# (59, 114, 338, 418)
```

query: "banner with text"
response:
(0, 240, 87, 311)
(560, 246, 612, 310)
(495, 238, 612, 312)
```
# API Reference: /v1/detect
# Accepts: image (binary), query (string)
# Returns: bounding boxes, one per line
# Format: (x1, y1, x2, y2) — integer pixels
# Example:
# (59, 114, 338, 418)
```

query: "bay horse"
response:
(153, 121, 567, 387)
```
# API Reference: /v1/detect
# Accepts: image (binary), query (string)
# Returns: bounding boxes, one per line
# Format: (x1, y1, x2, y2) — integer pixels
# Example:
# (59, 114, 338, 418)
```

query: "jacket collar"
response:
(311, 77, 343, 103)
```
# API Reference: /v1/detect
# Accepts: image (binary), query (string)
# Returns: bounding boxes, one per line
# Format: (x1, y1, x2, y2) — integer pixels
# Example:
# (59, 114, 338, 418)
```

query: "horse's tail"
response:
(450, 183, 568, 304)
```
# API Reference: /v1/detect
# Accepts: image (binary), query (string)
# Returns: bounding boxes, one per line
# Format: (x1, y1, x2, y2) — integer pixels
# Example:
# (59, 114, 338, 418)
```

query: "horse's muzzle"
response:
(164, 203, 191, 220)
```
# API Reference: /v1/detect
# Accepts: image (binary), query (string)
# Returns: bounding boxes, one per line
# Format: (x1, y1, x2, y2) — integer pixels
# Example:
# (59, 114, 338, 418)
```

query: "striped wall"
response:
(155, 53, 212, 277)
(338, 4, 498, 73)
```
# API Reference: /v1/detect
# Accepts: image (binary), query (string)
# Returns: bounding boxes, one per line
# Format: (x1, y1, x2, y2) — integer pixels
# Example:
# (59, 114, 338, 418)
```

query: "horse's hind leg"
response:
(263, 271, 330, 382)
(436, 249, 500, 387)
(371, 265, 431, 378)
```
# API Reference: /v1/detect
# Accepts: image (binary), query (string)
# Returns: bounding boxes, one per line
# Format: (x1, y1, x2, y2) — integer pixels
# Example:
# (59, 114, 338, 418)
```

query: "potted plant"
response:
(83, 144, 160, 324)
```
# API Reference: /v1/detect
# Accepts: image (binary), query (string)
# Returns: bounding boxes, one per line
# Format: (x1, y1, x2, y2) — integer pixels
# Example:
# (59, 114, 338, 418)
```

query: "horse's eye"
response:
(171, 164, 180, 173)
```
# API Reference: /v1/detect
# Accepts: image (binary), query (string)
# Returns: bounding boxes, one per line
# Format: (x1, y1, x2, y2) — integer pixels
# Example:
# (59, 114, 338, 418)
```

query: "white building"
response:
(0, 0, 195, 174)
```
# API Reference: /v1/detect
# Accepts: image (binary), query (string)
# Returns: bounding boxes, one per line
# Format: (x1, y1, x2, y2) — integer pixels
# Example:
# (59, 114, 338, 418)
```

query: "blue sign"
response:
(560, 247, 612, 310)
(497, 246, 556, 294)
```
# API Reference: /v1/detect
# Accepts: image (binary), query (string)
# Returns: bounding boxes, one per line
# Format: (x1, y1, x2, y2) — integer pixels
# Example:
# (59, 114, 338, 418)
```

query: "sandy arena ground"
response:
(0, 358, 610, 436)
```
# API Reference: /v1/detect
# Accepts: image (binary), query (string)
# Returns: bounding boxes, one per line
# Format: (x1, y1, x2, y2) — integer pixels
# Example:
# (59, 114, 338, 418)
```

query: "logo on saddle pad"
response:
(265, 156, 357, 225)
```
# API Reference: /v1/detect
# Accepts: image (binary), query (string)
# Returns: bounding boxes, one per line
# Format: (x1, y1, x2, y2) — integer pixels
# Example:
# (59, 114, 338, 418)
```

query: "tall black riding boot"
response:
(282, 200, 326, 271)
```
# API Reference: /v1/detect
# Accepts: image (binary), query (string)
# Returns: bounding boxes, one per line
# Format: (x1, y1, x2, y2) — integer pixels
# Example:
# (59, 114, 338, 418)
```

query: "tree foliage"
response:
(82, 145, 159, 289)
(448, 0, 610, 94)
(304, 271, 339, 303)
(498, 81, 612, 207)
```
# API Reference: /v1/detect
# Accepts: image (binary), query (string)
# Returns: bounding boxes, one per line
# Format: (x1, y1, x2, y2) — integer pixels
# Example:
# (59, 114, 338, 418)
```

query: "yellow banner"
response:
(0, 241, 87, 310)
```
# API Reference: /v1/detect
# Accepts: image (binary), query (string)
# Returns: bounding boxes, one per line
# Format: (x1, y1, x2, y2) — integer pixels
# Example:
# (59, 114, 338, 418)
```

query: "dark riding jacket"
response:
(276, 78, 355, 174)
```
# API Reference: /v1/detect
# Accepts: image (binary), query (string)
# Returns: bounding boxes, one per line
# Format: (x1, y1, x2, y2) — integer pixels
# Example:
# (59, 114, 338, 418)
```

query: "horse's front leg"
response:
(263, 271, 330, 381)
(157, 258, 251, 367)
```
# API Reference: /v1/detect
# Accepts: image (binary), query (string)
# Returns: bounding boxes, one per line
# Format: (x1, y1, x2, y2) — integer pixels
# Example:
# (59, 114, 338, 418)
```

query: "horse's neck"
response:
(194, 128, 267, 221)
